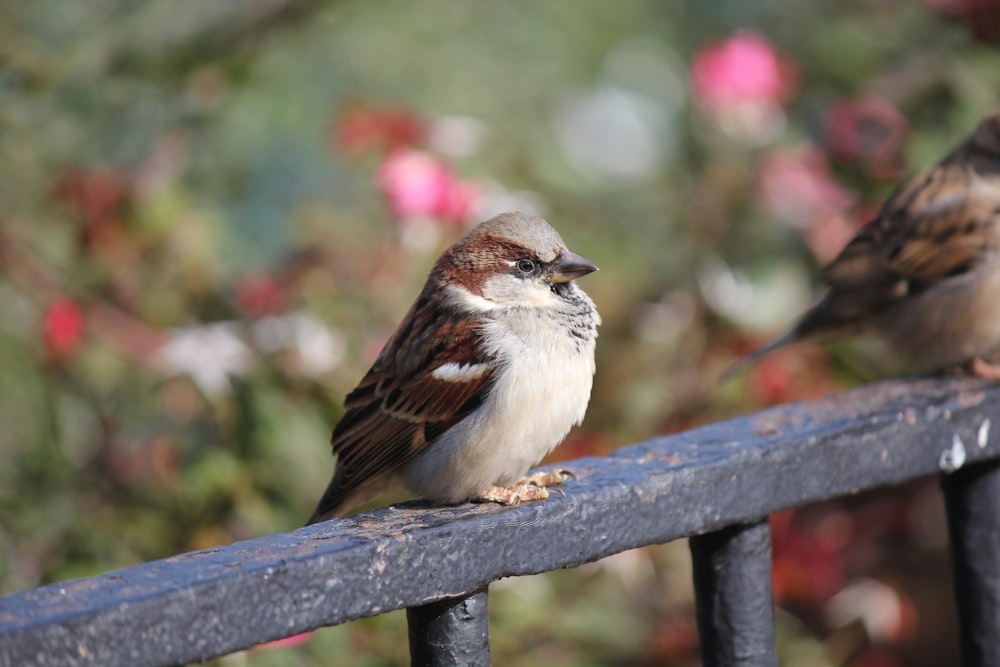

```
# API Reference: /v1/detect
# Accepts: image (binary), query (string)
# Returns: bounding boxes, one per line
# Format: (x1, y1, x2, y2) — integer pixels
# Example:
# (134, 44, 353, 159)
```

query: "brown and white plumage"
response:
(308, 212, 600, 523)
(730, 111, 1000, 376)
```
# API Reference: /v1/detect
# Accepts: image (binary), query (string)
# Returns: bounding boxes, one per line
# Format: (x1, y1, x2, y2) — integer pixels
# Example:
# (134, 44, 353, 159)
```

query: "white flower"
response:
(251, 311, 345, 377)
(158, 322, 253, 395)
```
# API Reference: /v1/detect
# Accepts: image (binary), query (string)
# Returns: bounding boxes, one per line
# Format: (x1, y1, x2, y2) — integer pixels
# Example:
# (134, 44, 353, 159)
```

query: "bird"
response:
(726, 110, 1000, 380)
(307, 211, 601, 524)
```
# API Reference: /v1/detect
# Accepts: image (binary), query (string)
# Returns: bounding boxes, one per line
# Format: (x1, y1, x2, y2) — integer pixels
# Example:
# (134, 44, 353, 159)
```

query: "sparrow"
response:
(307, 211, 601, 523)
(727, 110, 1000, 379)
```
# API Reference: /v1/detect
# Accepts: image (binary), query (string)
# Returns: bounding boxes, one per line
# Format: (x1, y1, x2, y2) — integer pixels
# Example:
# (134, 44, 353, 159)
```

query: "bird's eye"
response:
(516, 258, 536, 274)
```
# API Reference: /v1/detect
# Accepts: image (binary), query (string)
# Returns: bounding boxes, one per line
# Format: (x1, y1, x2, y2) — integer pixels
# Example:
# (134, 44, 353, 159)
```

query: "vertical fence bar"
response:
(406, 587, 491, 667)
(941, 459, 1000, 667)
(689, 518, 777, 667)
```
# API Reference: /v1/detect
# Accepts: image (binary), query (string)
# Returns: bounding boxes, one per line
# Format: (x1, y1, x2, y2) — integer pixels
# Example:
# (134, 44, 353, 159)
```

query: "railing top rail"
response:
(3, 376, 999, 667)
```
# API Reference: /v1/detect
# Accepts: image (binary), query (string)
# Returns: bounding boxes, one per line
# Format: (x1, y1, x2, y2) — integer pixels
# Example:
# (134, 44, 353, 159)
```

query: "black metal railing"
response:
(2, 375, 1000, 667)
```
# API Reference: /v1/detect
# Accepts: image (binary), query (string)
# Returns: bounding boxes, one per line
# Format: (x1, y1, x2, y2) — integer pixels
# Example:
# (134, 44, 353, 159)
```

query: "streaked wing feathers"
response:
(810, 157, 1000, 335)
(318, 294, 497, 516)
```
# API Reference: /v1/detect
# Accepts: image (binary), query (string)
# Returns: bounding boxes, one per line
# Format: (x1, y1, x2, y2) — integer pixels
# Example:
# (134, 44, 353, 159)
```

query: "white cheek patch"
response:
(431, 362, 492, 383)
(443, 283, 498, 312)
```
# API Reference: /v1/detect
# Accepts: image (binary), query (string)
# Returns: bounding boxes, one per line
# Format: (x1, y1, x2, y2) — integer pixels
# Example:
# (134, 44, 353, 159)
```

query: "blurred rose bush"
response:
(1, 2, 997, 666)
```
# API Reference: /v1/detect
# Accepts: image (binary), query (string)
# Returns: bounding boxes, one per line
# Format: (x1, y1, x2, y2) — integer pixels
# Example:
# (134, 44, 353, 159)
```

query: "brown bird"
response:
(308, 212, 601, 524)
(728, 110, 1000, 380)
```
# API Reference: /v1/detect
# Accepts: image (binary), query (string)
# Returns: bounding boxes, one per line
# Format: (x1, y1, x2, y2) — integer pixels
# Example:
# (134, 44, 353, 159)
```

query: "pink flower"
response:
(691, 31, 795, 108)
(42, 297, 85, 359)
(757, 142, 855, 228)
(803, 200, 879, 265)
(436, 176, 481, 224)
(376, 148, 480, 225)
(824, 97, 910, 180)
(800, 209, 866, 265)
(377, 149, 449, 218)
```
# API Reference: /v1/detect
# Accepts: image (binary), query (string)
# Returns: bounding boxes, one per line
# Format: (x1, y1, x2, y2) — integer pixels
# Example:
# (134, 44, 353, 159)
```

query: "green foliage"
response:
(1, 1, 997, 665)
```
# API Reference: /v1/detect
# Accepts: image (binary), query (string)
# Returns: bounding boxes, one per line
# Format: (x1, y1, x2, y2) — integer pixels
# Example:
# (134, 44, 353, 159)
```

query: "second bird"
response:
(730, 111, 1000, 379)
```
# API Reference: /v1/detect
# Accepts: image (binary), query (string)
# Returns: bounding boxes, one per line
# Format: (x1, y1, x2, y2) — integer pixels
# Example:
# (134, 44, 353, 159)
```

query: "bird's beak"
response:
(552, 250, 599, 284)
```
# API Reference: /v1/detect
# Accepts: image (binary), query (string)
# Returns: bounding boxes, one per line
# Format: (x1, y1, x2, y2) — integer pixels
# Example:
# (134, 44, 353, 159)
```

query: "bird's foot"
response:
(476, 469, 575, 506)
(518, 468, 576, 488)
(477, 483, 550, 505)
(968, 356, 1000, 381)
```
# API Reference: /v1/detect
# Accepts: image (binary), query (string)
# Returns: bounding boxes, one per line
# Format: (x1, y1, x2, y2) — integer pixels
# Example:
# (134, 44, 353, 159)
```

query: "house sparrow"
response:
(307, 212, 600, 523)
(727, 110, 1000, 379)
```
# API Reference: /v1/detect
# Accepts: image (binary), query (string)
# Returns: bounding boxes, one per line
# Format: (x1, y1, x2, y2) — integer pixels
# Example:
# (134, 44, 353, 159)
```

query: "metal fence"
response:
(3, 375, 1000, 667)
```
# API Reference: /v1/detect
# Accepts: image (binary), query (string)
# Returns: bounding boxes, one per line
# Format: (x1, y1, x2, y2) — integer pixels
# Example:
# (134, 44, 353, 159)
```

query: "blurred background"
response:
(2, 1, 999, 665)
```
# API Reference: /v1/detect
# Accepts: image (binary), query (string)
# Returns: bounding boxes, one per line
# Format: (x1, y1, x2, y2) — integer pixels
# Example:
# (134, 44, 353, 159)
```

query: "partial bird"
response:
(308, 212, 601, 524)
(727, 110, 1000, 380)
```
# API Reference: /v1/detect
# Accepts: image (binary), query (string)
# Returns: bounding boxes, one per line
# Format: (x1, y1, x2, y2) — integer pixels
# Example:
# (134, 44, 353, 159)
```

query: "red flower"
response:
(824, 97, 911, 180)
(747, 347, 838, 406)
(42, 297, 85, 359)
(235, 272, 289, 319)
(649, 610, 700, 662)
(333, 103, 426, 157)
(376, 148, 481, 225)
(770, 508, 848, 607)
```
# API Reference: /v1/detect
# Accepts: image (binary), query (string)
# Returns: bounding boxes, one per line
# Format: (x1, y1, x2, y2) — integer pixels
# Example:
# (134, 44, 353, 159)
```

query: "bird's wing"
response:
(310, 293, 498, 520)
(808, 134, 1000, 334)
(721, 112, 1000, 379)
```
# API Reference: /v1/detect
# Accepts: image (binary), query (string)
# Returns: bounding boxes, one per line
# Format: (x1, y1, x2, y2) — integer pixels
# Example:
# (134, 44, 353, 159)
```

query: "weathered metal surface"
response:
(942, 458, 1000, 667)
(691, 520, 777, 667)
(407, 588, 490, 667)
(2, 376, 1000, 666)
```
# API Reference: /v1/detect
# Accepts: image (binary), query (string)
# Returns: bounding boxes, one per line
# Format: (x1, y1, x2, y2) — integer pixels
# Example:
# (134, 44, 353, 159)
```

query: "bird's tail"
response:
(305, 472, 351, 525)
(718, 327, 802, 382)
(306, 469, 388, 525)
(719, 296, 857, 382)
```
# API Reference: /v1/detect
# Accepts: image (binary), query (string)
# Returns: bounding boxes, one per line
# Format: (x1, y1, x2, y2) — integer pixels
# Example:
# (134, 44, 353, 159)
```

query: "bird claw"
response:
(969, 356, 1000, 381)
(476, 483, 549, 506)
(475, 468, 576, 506)
(519, 469, 576, 487)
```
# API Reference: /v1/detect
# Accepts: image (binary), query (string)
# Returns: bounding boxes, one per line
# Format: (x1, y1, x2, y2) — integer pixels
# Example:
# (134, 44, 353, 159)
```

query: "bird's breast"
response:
(402, 299, 599, 503)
